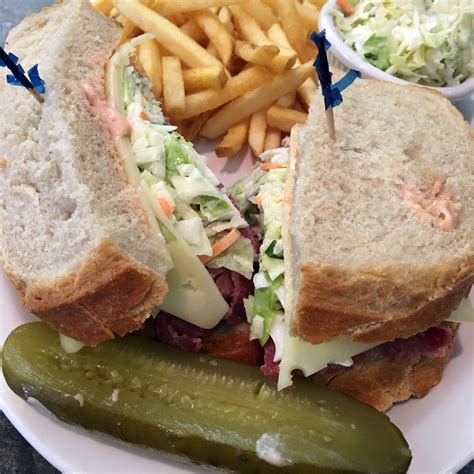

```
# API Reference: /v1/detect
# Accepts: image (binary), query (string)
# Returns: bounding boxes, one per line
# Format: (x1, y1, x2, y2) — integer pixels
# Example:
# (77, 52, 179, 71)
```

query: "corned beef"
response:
(260, 339, 279, 381)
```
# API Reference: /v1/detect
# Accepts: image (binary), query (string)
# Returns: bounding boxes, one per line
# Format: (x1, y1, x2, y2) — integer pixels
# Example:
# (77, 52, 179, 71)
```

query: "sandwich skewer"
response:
(310, 30, 360, 141)
(0, 47, 45, 104)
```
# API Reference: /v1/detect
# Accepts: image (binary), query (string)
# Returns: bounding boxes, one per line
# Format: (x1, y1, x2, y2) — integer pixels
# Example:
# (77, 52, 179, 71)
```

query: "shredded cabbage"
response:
(240, 148, 290, 345)
(121, 56, 252, 276)
(331, 0, 474, 87)
(207, 237, 255, 279)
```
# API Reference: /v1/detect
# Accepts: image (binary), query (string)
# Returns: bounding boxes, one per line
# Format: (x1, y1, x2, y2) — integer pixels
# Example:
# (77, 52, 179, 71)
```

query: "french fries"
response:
(114, 0, 221, 67)
(242, 0, 278, 30)
(215, 119, 250, 157)
(234, 41, 279, 68)
(102, 0, 320, 158)
(92, 0, 113, 15)
(181, 110, 215, 141)
(266, 105, 307, 132)
(183, 65, 228, 92)
(146, 0, 247, 16)
(201, 61, 313, 138)
(178, 66, 273, 119)
(248, 110, 267, 157)
(162, 56, 185, 115)
(296, 2, 320, 30)
(230, 5, 296, 73)
(264, 127, 281, 151)
(191, 10, 234, 67)
(275, 0, 307, 61)
(138, 39, 162, 98)
(180, 20, 207, 44)
(267, 23, 317, 108)
(217, 6, 234, 33)
(276, 91, 296, 108)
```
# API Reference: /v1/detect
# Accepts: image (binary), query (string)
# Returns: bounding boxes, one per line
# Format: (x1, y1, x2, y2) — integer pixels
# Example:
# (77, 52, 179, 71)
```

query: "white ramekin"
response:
(318, 0, 474, 106)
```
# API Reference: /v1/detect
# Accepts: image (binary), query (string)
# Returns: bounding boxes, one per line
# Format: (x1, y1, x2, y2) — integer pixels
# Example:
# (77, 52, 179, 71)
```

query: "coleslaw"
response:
(331, 0, 473, 87)
(122, 56, 254, 277)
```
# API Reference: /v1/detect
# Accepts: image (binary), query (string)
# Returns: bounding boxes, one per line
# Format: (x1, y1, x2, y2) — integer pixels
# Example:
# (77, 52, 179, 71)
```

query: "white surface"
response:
(319, 0, 474, 110)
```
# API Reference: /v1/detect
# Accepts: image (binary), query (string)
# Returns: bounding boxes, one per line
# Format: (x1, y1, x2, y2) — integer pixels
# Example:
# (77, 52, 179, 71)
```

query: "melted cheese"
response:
(106, 38, 228, 328)
(277, 298, 473, 390)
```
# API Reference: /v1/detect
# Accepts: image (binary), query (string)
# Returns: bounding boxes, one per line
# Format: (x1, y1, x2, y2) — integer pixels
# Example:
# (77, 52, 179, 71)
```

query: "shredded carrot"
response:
(140, 111, 150, 121)
(158, 197, 173, 219)
(199, 228, 241, 264)
(260, 162, 285, 171)
(336, 0, 355, 15)
(255, 195, 263, 207)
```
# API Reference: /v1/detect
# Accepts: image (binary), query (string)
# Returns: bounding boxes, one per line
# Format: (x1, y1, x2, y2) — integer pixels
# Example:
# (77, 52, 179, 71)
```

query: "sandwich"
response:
(1, 1, 470, 470)
(230, 77, 474, 411)
(2, 0, 471, 417)
(0, 0, 256, 348)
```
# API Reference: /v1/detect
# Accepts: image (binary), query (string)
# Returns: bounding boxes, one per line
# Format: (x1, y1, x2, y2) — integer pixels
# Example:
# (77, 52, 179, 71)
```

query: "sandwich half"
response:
(231, 78, 473, 410)
(0, 0, 256, 346)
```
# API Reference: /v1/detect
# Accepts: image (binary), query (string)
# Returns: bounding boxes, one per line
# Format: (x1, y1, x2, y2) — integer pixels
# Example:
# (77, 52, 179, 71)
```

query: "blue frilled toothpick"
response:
(310, 30, 361, 140)
(0, 47, 45, 104)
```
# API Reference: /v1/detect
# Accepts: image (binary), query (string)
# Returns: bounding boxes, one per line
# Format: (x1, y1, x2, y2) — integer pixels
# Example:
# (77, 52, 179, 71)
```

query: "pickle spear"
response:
(2, 323, 411, 473)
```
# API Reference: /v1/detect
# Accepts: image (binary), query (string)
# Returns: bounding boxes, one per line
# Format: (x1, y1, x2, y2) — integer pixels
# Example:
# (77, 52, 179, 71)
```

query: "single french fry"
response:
(173, 121, 189, 138)
(293, 98, 306, 112)
(296, 2, 320, 30)
(248, 110, 267, 156)
(229, 5, 270, 44)
(217, 6, 234, 33)
(183, 65, 228, 92)
(260, 0, 277, 8)
(305, 0, 326, 7)
(275, 0, 307, 61)
(138, 39, 163, 98)
(201, 61, 312, 138)
(264, 126, 281, 151)
(261, 0, 319, 29)
(242, 0, 278, 30)
(165, 12, 188, 26)
(266, 104, 307, 132)
(177, 65, 273, 119)
(230, 5, 296, 73)
(215, 118, 250, 157)
(114, 0, 221, 67)
(115, 15, 141, 44)
(191, 10, 234, 67)
(276, 91, 296, 108)
(206, 41, 219, 58)
(269, 50, 297, 73)
(181, 110, 215, 141)
(92, 0, 113, 15)
(234, 41, 279, 68)
(146, 0, 247, 16)
(267, 23, 317, 107)
(162, 56, 186, 115)
(180, 20, 207, 45)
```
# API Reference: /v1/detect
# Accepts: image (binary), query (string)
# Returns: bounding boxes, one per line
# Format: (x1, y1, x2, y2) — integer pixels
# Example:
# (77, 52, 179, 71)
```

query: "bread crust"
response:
(17, 240, 168, 346)
(292, 261, 473, 344)
(313, 325, 458, 411)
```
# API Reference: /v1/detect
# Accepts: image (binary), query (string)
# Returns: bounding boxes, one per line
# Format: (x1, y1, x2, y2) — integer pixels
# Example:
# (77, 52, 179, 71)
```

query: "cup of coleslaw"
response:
(318, 0, 474, 111)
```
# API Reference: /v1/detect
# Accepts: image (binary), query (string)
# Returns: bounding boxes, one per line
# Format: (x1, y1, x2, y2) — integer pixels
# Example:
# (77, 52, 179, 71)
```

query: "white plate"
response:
(1, 143, 474, 473)
(1, 272, 473, 474)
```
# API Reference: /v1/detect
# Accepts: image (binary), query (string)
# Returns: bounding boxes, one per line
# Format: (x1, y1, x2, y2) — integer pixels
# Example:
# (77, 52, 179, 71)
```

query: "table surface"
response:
(0, 1, 473, 473)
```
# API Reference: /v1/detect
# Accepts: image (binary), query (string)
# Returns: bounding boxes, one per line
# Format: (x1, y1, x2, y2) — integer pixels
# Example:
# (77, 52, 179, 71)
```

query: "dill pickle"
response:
(2, 323, 411, 473)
